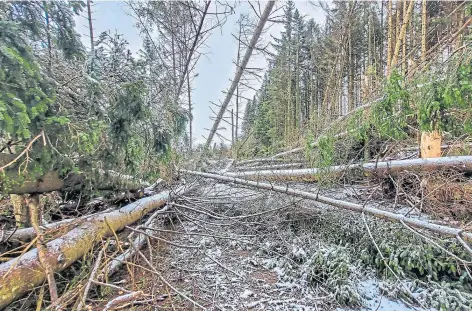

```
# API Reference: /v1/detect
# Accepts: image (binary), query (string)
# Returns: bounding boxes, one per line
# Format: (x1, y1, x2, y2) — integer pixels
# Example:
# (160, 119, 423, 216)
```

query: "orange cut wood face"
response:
(421, 130, 442, 158)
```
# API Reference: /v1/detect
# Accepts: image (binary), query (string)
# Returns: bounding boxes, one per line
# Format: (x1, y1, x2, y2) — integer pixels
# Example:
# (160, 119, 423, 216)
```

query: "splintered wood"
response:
(420, 130, 442, 158)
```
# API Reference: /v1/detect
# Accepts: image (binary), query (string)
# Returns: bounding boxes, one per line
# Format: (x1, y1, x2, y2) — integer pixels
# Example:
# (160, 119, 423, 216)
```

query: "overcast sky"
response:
(75, 1, 325, 145)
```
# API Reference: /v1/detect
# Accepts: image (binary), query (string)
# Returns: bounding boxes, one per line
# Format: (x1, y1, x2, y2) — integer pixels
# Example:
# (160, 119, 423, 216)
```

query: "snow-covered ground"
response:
(337, 280, 433, 311)
(144, 178, 441, 310)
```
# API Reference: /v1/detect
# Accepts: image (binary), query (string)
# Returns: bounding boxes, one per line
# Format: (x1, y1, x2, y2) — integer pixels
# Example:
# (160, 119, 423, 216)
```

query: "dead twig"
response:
(102, 291, 143, 311)
(77, 246, 106, 311)
(0, 130, 46, 172)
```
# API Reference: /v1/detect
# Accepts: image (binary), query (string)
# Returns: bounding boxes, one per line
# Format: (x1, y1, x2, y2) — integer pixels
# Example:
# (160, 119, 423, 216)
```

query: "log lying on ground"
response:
(401, 142, 472, 152)
(0, 186, 187, 309)
(182, 169, 472, 241)
(1, 170, 148, 194)
(236, 162, 306, 172)
(0, 153, 150, 194)
(223, 156, 472, 179)
(1, 208, 116, 244)
(1, 218, 75, 244)
(235, 158, 289, 166)
(1, 180, 163, 244)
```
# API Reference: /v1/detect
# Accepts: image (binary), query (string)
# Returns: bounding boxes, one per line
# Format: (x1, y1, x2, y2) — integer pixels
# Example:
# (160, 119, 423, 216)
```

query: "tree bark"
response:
(390, 0, 415, 69)
(420, 130, 442, 158)
(28, 195, 59, 304)
(421, 0, 427, 62)
(0, 188, 187, 309)
(386, 0, 393, 75)
(11, 194, 28, 227)
(235, 19, 242, 144)
(235, 162, 306, 172)
(187, 72, 192, 152)
(87, 0, 94, 52)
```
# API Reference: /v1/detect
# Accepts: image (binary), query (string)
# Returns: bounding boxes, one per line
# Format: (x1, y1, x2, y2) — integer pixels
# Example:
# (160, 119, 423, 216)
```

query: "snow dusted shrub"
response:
(306, 245, 362, 306)
(383, 279, 472, 311)
(358, 223, 471, 283)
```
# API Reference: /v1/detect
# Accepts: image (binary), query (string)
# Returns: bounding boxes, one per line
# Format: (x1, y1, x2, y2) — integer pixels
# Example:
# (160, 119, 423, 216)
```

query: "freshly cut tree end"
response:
(421, 130, 442, 158)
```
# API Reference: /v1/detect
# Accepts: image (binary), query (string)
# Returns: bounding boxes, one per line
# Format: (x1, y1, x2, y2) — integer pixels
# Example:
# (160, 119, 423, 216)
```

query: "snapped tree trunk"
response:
(11, 194, 28, 227)
(420, 130, 442, 158)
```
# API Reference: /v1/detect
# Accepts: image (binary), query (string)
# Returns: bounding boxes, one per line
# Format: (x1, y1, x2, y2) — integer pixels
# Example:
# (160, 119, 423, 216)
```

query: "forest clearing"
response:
(1, 0, 472, 310)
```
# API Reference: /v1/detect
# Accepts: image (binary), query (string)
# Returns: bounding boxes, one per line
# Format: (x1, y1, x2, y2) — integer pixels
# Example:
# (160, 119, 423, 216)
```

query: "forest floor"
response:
(89, 178, 439, 311)
(3, 161, 471, 310)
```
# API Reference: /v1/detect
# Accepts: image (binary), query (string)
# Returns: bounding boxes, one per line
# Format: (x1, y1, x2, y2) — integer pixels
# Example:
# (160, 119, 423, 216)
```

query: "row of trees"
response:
(240, 0, 471, 156)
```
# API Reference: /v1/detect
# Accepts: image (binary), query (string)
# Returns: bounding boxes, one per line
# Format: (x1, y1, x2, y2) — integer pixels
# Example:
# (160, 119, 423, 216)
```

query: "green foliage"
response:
(2, 1, 85, 59)
(415, 280, 472, 311)
(288, 209, 472, 284)
(383, 278, 472, 311)
(307, 245, 363, 306)
(284, 209, 472, 309)
(360, 230, 469, 282)
(316, 135, 335, 167)
(370, 70, 411, 140)
(417, 62, 472, 135)
(0, 21, 53, 140)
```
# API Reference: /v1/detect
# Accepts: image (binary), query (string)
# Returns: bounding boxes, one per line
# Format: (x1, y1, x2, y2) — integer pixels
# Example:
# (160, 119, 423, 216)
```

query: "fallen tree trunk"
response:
(0, 154, 149, 194)
(235, 158, 288, 166)
(182, 169, 472, 241)
(1, 181, 163, 244)
(401, 142, 472, 152)
(222, 156, 472, 179)
(0, 186, 186, 309)
(236, 162, 306, 172)
(2, 212, 107, 244)
(1, 170, 148, 195)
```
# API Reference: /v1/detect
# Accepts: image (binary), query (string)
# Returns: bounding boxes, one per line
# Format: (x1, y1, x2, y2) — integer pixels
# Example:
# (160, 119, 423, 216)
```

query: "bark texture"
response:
(0, 189, 178, 309)
(420, 130, 442, 158)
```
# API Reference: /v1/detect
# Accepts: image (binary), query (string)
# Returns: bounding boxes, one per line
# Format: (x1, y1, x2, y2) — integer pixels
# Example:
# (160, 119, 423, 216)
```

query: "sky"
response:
(74, 1, 326, 146)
